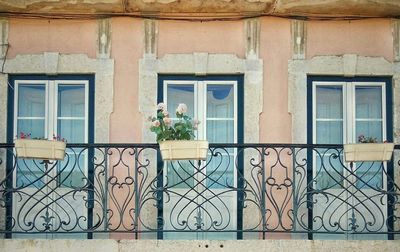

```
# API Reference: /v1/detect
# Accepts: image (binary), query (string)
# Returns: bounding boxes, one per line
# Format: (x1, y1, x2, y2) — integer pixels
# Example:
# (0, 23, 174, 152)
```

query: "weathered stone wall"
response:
(0, 0, 400, 18)
(0, 239, 400, 252)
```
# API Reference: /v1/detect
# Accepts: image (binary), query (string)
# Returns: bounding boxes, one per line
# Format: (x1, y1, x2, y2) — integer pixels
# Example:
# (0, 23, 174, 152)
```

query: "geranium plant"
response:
(358, 135, 378, 143)
(16, 132, 67, 142)
(149, 103, 200, 142)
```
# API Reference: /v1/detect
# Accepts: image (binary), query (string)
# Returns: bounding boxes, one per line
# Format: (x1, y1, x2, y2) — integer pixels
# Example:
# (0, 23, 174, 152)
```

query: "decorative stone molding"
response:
(144, 19, 157, 57)
(288, 54, 399, 144)
(139, 53, 263, 143)
(193, 52, 208, 76)
(394, 20, 399, 61)
(291, 20, 306, 60)
(0, 53, 114, 143)
(0, 19, 7, 143)
(245, 18, 260, 59)
(342, 54, 358, 77)
(97, 19, 111, 59)
(44, 52, 59, 75)
(0, 19, 8, 60)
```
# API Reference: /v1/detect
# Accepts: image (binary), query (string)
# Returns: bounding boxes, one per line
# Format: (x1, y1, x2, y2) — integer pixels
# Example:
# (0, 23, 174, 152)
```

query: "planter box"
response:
(14, 139, 66, 160)
(159, 140, 209, 161)
(344, 143, 394, 162)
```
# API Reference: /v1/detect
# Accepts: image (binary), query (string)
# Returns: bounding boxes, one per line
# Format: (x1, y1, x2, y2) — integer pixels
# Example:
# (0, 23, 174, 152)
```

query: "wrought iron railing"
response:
(0, 143, 399, 239)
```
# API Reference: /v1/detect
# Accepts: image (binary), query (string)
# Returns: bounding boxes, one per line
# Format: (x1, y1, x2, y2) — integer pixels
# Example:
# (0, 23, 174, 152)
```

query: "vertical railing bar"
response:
(387, 156, 395, 240)
(156, 149, 164, 240)
(134, 147, 139, 240)
(87, 146, 94, 239)
(103, 147, 108, 232)
(237, 146, 244, 240)
(5, 148, 13, 239)
(306, 145, 313, 240)
(292, 147, 297, 233)
(261, 147, 266, 240)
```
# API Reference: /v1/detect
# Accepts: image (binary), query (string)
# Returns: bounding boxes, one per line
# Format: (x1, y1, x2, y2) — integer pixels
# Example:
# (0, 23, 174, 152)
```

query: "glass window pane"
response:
(355, 162, 383, 189)
(17, 119, 45, 139)
(206, 155, 234, 189)
(58, 150, 86, 188)
(58, 85, 85, 117)
(166, 84, 194, 118)
(16, 159, 45, 188)
(18, 84, 45, 117)
(57, 119, 85, 143)
(316, 121, 343, 144)
(207, 85, 234, 118)
(166, 161, 194, 189)
(206, 120, 234, 143)
(356, 86, 382, 119)
(356, 121, 382, 142)
(316, 86, 343, 119)
(315, 153, 343, 190)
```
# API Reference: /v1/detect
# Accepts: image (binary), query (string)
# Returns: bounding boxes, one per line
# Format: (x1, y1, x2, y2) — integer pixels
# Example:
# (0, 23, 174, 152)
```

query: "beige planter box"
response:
(159, 140, 209, 161)
(14, 139, 66, 160)
(344, 143, 394, 162)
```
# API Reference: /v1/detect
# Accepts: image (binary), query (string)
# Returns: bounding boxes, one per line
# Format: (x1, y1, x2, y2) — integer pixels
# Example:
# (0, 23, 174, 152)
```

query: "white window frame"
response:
(312, 80, 388, 189)
(13, 79, 90, 188)
(162, 79, 239, 238)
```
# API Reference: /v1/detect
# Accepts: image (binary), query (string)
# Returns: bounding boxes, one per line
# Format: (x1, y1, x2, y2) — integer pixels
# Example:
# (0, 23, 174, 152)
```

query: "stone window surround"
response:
(138, 53, 264, 144)
(288, 54, 400, 144)
(0, 52, 114, 143)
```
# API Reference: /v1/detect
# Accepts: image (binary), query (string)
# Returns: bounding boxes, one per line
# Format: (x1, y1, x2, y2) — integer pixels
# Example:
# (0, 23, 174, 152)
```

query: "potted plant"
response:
(150, 103, 208, 161)
(343, 135, 394, 162)
(14, 132, 67, 160)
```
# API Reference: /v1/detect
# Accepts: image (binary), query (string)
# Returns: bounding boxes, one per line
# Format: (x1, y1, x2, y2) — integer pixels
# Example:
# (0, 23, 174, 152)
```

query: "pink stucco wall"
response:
(110, 18, 143, 143)
(307, 19, 393, 61)
(259, 18, 292, 143)
(6, 17, 396, 144)
(8, 19, 97, 59)
(158, 20, 245, 58)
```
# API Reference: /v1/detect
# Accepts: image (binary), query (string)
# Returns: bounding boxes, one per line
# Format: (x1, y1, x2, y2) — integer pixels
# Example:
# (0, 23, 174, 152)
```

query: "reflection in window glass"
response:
(166, 84, 194, 118)
(18, 84, 46, 117)
(316, 86, 343, 119)
(207, 85, 234, 118)
(58, 85, 85, 117)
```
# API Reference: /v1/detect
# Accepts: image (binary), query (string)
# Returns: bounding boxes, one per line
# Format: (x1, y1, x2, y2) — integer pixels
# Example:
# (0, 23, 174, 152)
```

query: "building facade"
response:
(0, 0, 400, 243)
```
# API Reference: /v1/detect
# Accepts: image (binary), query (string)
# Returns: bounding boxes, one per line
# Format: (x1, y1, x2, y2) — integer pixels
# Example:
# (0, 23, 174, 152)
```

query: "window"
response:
(310, 78, 392, 189)
(158, 75, 243, 240)
(8, 75, 94, 188)
(308, 77, 393, 239)
(7, 75, 94, 238)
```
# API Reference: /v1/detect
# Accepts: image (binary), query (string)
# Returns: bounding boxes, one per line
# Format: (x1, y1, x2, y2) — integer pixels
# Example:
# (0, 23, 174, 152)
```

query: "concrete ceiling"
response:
(0, 0, 399, 19)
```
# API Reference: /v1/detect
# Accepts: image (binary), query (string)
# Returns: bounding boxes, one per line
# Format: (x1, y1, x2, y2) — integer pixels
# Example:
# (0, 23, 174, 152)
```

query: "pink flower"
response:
(176, 103, 188, 115)
(163, 110, 169, 117)
(157, 103, 167, 111)
(163, 117, 172, 126)
(152, 120, 160, 127)
(193, 119, 200, 130)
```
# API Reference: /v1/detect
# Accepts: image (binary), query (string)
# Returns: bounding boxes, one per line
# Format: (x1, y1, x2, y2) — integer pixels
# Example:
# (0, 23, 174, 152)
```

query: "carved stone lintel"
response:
(194, 52, 208, 76)
(343, 54, 357, 77)
(291, 20, 306, 60)
(97, 19, 111, 59)
(245, 18, 260, 59)
(44, 52, 59, 75)
(144, 19, 157, 57)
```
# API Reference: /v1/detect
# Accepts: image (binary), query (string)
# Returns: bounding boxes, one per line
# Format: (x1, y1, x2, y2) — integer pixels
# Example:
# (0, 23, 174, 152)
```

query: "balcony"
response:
(0, 143, 399, 240)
